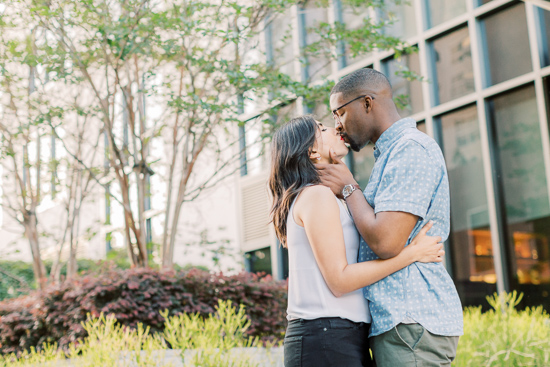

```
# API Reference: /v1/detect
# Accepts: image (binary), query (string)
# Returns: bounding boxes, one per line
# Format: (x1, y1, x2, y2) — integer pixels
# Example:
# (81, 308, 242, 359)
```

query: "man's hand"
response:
(317, 149, 358, 199)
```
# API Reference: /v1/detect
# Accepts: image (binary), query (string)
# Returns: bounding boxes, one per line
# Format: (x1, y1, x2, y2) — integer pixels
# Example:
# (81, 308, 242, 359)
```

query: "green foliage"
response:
(0, 257, 132, 301)
(0, 268, 287, 355)
(0, 261, 34, 301)
(0, 300, 262, 367)
(454, 291, 550, 366)
(162, 299, 264, 367)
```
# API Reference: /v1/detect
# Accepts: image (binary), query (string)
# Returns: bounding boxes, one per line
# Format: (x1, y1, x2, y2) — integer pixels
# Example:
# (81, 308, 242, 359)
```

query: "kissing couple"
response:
(268, 68, 463, 367)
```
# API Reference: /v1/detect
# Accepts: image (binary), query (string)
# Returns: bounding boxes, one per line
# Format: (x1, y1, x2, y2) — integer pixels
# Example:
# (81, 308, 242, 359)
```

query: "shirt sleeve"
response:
(374, 139, 442, 220)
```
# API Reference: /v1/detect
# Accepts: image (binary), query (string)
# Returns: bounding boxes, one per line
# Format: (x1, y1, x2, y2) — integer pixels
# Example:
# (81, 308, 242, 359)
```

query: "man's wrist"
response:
(342, 183, 361, 200)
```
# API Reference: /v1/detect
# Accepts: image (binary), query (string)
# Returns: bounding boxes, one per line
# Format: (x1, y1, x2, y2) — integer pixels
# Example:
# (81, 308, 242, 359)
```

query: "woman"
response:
(268, 115, 444, 367)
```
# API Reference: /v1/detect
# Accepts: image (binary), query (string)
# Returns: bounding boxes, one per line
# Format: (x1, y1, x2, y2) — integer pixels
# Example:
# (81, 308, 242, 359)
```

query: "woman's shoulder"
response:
(294, 184, 342, 228)
(296, 184, 338, 210)
(301, 184, 335, 199)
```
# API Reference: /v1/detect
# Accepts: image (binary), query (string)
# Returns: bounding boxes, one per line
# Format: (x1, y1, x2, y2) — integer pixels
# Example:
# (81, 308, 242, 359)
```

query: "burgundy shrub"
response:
(0, 268, 287, 355)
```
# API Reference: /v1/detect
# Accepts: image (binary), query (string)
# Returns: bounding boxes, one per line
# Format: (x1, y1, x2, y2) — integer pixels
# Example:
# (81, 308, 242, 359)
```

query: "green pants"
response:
(370, 323, 459, 367)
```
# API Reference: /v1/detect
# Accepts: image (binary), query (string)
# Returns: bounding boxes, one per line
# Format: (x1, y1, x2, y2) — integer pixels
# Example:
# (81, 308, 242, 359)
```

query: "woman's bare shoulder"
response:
(295, 185, 338, 211)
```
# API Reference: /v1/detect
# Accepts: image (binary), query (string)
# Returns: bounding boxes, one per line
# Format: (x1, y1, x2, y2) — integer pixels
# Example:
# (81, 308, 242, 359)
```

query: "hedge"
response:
(0, 268, 287, 355)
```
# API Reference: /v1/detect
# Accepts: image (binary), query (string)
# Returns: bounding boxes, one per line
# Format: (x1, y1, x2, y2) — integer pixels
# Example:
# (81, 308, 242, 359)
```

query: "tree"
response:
(2, 0, 417, 274)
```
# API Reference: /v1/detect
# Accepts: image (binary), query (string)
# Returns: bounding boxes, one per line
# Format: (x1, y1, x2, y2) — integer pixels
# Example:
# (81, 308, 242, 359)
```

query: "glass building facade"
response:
(242, 0, 550, 310)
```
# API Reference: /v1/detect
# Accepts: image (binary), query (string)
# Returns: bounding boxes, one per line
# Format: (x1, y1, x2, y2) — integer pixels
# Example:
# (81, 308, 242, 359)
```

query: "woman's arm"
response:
(294, 185, 443, 298)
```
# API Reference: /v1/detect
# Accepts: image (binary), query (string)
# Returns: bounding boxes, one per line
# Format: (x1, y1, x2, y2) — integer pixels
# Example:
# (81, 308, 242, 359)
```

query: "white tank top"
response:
(286, 192, 371, 324)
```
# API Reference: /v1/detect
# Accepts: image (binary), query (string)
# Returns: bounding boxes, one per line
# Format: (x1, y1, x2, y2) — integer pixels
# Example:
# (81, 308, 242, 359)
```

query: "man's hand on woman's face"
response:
(317, 149, 358, 199)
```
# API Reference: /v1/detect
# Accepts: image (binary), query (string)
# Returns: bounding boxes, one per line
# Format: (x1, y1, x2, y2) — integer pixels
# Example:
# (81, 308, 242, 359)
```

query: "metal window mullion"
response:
(412, 0, 435, 137)
(469, 10, 508, 294)
(290, 5, 306, 113)
(480, 72, 536, 98)
(369, 6, 382, 73)
(329, 0, 346, 73)
(526, 3, 550, 211)
(473, 0, 516, 17)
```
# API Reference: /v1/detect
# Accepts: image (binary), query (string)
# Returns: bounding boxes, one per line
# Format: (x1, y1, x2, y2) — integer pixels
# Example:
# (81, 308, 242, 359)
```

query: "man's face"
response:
(330, 92, 372, 152)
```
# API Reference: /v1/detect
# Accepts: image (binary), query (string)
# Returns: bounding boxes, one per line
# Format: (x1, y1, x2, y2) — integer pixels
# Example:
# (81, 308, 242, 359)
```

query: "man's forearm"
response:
(345, 190, 387, 256)
(345, 190, 405, 259)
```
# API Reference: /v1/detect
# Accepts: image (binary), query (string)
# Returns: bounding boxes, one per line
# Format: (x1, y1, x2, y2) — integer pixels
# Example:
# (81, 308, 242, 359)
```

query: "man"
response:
(318, 68, 463, 366)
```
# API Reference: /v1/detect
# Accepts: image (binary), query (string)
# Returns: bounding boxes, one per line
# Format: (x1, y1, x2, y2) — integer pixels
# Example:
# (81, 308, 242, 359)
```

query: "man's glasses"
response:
(332, 95, 373, 125)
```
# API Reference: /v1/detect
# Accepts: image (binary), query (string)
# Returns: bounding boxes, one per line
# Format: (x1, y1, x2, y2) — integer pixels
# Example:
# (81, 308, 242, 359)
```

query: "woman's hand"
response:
(404, 221, 445, 263)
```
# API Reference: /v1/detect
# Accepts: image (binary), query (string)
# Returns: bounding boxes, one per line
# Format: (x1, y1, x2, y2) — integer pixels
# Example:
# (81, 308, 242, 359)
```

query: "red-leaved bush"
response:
(0, 268, 287, 355)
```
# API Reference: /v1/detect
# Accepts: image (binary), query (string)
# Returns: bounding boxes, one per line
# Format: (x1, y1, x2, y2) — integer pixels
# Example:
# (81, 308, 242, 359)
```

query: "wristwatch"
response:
(342, 184, 361, 200)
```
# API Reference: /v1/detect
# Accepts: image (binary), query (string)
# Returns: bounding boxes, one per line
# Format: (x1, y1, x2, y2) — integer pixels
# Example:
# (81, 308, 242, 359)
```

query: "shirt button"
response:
(324, 328, 327, 331)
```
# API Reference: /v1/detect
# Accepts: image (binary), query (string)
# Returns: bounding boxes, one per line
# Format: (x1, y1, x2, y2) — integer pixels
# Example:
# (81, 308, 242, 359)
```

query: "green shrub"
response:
(455, 291, 550, 366)
(0, 268, 286, 355)
(0, 261, 35, 301)
(0, 299, 263, 367)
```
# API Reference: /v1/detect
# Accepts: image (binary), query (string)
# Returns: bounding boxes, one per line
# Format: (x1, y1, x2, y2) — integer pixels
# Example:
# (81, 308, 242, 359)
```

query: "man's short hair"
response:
(331, 68, 392, 99)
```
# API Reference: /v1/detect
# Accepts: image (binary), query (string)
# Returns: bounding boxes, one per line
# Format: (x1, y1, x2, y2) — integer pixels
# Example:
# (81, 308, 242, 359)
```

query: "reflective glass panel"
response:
(488, 85, 550, 308)
(425, 0, 466, 28)
(301, 2, 331, 82)
(384, 51, 424, 117)
(437, 105, 497, 306)
(477, 0, 493, 6)
(341, 2, 372, 66)
(383, 1, 417, 39)
(482, 4, 532, 86)
(417, 120, 426, 134)
(432, 27, 475, 105)
(271, 10, 295, 77)
(538, 8, 550, 67)
(351, 145, 375, 190)
(245, 247, 272, 274)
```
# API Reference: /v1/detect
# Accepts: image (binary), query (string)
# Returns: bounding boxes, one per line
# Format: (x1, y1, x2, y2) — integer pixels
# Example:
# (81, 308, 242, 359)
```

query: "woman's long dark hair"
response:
(268, 115, 320, 247)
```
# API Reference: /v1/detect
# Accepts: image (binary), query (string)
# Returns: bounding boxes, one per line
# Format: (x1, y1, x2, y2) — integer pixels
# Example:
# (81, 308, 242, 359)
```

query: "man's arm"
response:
(343, 189, 418, 259)
(319, 142, 437, 259)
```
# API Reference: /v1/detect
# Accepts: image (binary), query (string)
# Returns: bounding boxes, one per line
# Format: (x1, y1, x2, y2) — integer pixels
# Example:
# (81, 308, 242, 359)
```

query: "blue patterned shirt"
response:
(359, 117, 463, 337)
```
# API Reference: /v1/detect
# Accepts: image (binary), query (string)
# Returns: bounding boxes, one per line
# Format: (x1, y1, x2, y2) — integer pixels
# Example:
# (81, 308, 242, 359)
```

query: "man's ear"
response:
(364, 95, 374, 113)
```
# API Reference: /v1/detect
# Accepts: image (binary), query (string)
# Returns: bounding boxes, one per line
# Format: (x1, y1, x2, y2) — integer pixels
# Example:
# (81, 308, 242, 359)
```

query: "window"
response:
(425, 0, 466, 28)
(417, 121, 427, 134)
(340, 2, 371, 66)
(383, 1, 417, 40)
(270, 10, 296, 77)
(383, 51, 424, 117)
(436, 105, 497, 306)
(488, 85, 550, 306)
(351, 144, 375, 190)
(481, 4, 532, 86)
(476, 0, 493, 6)
(537, 8, 550, 67)
(245, 247, 272, 275)
(300, 2, 331, 82)
(431, 27, 475, 105)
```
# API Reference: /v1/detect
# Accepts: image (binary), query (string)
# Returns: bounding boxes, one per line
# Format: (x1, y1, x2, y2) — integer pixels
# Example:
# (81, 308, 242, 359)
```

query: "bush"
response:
(0, 255, 208, 302)
(0, 256, 131, 302)
(0, 268, 287, 355)
(455, 291, 550, 366)
(0, 261, 35, 301)
(0, 299, 265, 367)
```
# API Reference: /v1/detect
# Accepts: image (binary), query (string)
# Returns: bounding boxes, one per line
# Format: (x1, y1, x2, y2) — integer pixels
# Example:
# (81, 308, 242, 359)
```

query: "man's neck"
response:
(370, 114, 403, 144)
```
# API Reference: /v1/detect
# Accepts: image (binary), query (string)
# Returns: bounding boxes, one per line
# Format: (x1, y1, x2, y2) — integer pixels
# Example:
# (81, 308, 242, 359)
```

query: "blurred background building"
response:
(236, 0, 550, 310)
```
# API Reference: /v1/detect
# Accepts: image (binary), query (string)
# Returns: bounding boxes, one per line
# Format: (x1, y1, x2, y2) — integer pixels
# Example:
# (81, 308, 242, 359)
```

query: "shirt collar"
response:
(373, 117, 417, 159)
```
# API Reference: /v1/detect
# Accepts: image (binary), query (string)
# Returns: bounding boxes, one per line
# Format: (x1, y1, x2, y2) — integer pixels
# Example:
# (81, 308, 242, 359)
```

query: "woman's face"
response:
(311, 121, 349, 164)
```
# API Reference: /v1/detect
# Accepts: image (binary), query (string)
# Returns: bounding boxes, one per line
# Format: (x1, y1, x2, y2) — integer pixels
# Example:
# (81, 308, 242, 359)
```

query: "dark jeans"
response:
(284, 317, 373, 367)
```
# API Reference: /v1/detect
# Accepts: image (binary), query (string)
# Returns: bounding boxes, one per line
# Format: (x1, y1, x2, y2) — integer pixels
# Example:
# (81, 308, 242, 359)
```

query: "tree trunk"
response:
(67, 206, 80, 279)
(24, 210, 47, 290)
